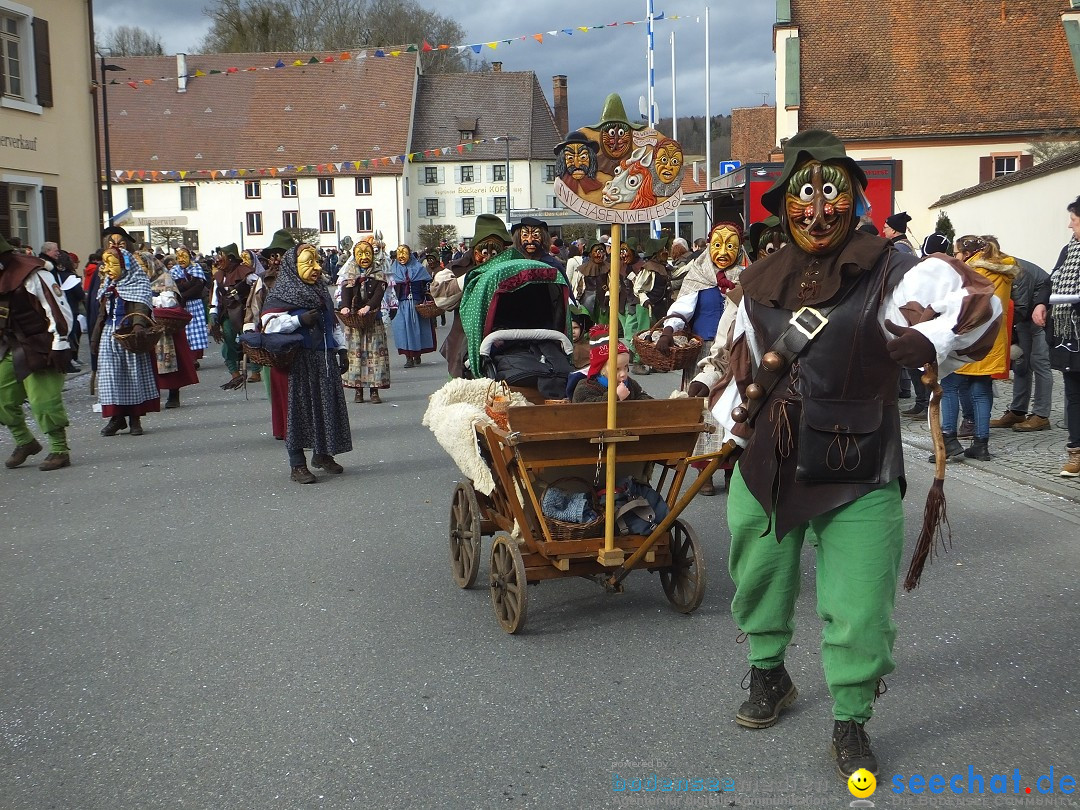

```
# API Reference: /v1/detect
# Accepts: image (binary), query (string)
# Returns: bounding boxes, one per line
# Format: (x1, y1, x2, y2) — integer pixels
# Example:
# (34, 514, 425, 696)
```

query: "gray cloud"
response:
(93, 1, 777, 129)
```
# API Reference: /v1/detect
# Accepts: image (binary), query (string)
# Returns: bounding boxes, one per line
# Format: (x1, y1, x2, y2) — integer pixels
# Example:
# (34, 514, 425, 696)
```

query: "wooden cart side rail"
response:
(506, 422, 710, 445)
(481, 423, 547, 554)
(516, 452, 689, 472)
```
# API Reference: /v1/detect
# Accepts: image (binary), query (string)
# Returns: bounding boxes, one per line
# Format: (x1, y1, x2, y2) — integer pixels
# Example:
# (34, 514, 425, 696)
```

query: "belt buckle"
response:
(0, 306, 9, 319)
(790, 306, 828, 340)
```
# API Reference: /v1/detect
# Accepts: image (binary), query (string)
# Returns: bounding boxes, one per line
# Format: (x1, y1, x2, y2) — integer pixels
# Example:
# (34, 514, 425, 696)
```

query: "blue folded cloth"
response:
(238, 331, 305, 352)
(542, 485, 599, 524)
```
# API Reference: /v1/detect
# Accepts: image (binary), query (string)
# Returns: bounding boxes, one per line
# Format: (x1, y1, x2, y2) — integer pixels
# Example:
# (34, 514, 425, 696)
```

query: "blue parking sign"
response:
(719, 160, 741, 176)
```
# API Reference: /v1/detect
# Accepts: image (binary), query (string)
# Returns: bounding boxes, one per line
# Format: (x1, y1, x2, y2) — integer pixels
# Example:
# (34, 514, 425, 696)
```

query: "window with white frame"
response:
(355, 176, 371, 195)
(461, 197, 475, 216)
(356, 209, 372, 232)
(180, 185, 197, 210)
(424, 198, 439, 217)
(460, 165, 474, 183)
(8, 185, 30, 245)
(424, 166, 438, 185)
(493, 197, 507, 215)
(318, 209, 335, 232)
(246, 211, 263, 235)
(544, 164, 557, 183)
(281, 179, 298, 197)
(282, 210, 299, 229)
(492, 164, 506, 183)
(127, 187, 144, 210)
(994, 155, 1018, 178)
(1, 12, 24, 99)
(244, 179, 261, 199)
(318, 177, 334, 196)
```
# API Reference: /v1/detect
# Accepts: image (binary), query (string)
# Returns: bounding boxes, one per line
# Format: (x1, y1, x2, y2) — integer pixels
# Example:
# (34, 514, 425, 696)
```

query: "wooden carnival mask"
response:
(297, 245, 322, 284)
(784, 160, 855, 255)
(653, 140, 683, 185)
(101, 248, 124, 281)
(240, 250, 254, 267)
(599, 122, 632, 161)
(353, 242, 374, 270)
(176, 247, 191, 268)
(709, 224, 742, 271)
(395, 245, 411, 265)
(472, 236, 505, 266)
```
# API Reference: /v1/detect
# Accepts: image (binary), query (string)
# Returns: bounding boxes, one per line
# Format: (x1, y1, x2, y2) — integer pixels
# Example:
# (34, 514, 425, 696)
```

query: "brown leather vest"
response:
(738, 249, 914, 540)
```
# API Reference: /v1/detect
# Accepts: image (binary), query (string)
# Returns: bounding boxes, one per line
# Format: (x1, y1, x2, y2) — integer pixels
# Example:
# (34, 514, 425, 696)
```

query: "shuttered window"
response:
(41, 185, 59, 244)
(31, 17, 49, 107)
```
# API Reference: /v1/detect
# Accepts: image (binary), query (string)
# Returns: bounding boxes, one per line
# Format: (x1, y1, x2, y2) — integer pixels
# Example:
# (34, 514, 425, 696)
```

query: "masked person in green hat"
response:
(241, 229, 296, 411)
(0, 234, 74, 470)
(746, 216, 787, 262)
(431, 214, 512, 378)
(679, 130, 1003, 778)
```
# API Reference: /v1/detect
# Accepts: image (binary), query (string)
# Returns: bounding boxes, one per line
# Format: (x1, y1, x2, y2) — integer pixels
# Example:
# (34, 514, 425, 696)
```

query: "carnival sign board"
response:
(553, 92, 684, 224)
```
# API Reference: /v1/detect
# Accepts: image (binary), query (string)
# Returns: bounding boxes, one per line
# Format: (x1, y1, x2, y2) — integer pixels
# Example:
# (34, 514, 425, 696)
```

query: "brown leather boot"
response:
(101, 416, 127, 436)
(989, 410, 1025, 428)
(311, 454, 343, 474)
(354, 388, 364, 403)
(1061, 446, 1080, 478)
(38, 453, 71, 471)
(290, 465, 317, 484)
(369, 388, 382, 404)
(5, 438, 43, 468)
(128, 416, 144, 436)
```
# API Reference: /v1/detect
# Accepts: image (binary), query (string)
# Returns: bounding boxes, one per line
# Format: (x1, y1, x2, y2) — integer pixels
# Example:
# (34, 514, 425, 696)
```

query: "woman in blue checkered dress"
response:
(169, 247, 209, 359)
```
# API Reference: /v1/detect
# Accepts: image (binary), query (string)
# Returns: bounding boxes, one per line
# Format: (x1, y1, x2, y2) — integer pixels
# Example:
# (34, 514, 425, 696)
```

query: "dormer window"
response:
(459, 130, 474, 142)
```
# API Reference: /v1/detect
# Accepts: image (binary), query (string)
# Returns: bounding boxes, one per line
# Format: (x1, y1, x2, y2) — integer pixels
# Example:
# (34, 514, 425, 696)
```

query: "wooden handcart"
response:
(448, 397, 731, 633)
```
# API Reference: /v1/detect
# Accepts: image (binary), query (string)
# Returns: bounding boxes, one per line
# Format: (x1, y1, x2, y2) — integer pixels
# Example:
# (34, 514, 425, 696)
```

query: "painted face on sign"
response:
(176, 247, 191, 268)
(654, 140, 683, 184)
(102, 248, 124, 281)
(354, 242, 374, 270)
(396, 245, 411, 265)
(599, 123, 632, 161)
(473, 237, 504, 266)
(709, 225, 742, 271)
(518, 226, 545, 257)
(784, 160, 855, 255)
(563, 142, 594, 180)
(297, 245, 322, 284)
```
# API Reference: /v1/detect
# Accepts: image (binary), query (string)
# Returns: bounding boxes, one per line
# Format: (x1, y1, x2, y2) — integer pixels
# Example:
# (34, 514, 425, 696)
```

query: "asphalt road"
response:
(2, 330, 1079, 810)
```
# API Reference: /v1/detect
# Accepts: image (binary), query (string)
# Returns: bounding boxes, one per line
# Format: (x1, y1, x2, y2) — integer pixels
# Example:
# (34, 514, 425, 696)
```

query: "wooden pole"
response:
(598, 223, 624, 565)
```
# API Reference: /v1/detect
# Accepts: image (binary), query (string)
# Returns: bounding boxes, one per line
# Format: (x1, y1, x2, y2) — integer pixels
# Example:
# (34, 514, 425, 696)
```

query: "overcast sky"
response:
(93, 1, 777, 131)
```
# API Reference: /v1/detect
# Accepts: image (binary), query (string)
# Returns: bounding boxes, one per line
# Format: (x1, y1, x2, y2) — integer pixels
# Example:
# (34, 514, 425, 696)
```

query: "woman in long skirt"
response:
(388, 244, 435, 367)
(338, 240, 390, 402)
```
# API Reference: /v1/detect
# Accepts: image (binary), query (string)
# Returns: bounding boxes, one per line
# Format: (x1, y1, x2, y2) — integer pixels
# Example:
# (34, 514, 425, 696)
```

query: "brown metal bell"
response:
(731, 405, 749, 423)
(745, 383, 764, 400)
(761, 351, 785, 372)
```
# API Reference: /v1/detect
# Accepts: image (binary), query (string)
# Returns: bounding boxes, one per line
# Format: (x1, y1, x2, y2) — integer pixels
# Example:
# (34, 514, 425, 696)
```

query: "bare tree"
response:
(98, 25, 165, 56)
(418, 224, 457, 253)
(1028, 139, 1080, 162)
(198, 0, 473, 72)
(150, 226, 186, 251)
(285, 227, 320, 247)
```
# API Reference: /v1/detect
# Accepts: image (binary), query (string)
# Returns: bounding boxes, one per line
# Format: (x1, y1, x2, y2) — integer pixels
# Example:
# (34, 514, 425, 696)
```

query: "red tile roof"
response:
(101, 52, 418, 176)
(791, 1, 1080, 140)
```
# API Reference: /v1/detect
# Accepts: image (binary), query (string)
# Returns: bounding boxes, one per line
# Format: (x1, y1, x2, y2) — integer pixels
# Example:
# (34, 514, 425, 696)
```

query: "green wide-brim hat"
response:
(639, 236, 670, 258)
(747, 215, 782, 249)
(760, 130, 867, 216)
(590, 92, 646, 131)
(470, 213, 511, 246)
(0, 234, 14, 255)
(219, 243, 239, 260)
(262, 229, 297, 256)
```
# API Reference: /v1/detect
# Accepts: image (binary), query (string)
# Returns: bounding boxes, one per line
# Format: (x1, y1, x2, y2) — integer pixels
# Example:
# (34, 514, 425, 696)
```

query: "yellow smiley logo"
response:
(847, 768, 877, 798)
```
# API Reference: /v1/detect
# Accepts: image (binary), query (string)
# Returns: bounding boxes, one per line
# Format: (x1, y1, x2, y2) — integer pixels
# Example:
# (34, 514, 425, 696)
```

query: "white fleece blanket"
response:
(422, 378, 531, 495)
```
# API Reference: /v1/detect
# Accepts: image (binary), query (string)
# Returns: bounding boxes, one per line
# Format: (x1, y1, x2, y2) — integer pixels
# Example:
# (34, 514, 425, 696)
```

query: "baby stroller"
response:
(459, 251, 573, 401)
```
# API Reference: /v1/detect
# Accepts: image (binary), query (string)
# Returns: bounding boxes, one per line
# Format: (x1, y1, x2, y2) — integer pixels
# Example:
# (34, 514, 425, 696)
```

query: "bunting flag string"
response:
(106, 135, 524, 182)
(106, 12, 684, 90)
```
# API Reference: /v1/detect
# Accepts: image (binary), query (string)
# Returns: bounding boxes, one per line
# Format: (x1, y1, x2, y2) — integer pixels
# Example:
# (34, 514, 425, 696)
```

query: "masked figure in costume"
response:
(338, 239, 391, 402)
(93, 242, 160, 436)
(150, 269, 198, 409)
(389, 244, 435, 368)
(673, 130, 1002, 778)
(209, 243, 256, 390)
(431, 214, 512, 378)
(746, 216, 787, 262)
(512, 217, 563, 271)
(0, 234, 74, 470)
(567, 240, 610, 327)
(243, 229, 296, 413)
(553, 132, 602, 196)
(169, 246, 209, 362)
(260, 244, 352, 483)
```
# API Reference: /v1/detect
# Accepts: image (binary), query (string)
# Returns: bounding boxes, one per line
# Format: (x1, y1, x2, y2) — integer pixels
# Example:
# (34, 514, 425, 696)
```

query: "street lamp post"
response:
(496, 135, 519, 224)
(97, 49, 126, 225)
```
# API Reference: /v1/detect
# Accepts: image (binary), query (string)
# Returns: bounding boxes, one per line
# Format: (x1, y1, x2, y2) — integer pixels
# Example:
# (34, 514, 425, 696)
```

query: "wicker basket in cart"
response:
(414, 297, 442, 320)
(632, 314, 703, 373)
(112, 313, 164, 355)
(484, 380, 512, 430)
(541, 477, 605, 541)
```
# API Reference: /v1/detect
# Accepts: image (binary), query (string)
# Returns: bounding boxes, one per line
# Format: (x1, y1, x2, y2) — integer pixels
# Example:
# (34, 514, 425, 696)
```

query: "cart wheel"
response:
(489, 534, 528, 634)
(660, 519, 706, 614)
(450, 482, 482, 589)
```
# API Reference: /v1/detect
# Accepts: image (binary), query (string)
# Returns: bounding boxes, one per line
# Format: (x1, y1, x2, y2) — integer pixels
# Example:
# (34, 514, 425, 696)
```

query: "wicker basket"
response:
(113, 313, 164, 355)
(337, 310, 377, 330)
(632, 314, 703, 372)
(485, 379, 512, 430)
(154, 307, 192, 335)
(542, 477, 605, 541)
(414, 297, 442, 320)
(241, 342, 300, 371)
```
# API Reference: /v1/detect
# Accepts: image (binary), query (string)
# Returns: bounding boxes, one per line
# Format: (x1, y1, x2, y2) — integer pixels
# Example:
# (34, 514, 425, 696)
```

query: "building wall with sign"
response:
(108, 173, 403, 255)
(0, 0, 97, 255)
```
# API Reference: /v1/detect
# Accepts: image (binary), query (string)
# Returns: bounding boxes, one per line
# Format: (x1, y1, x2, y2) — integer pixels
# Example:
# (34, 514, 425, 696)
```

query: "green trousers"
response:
(221, 319, 261, 377)
(727, 465, 904, 723)
(0, 354, 69, 453)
